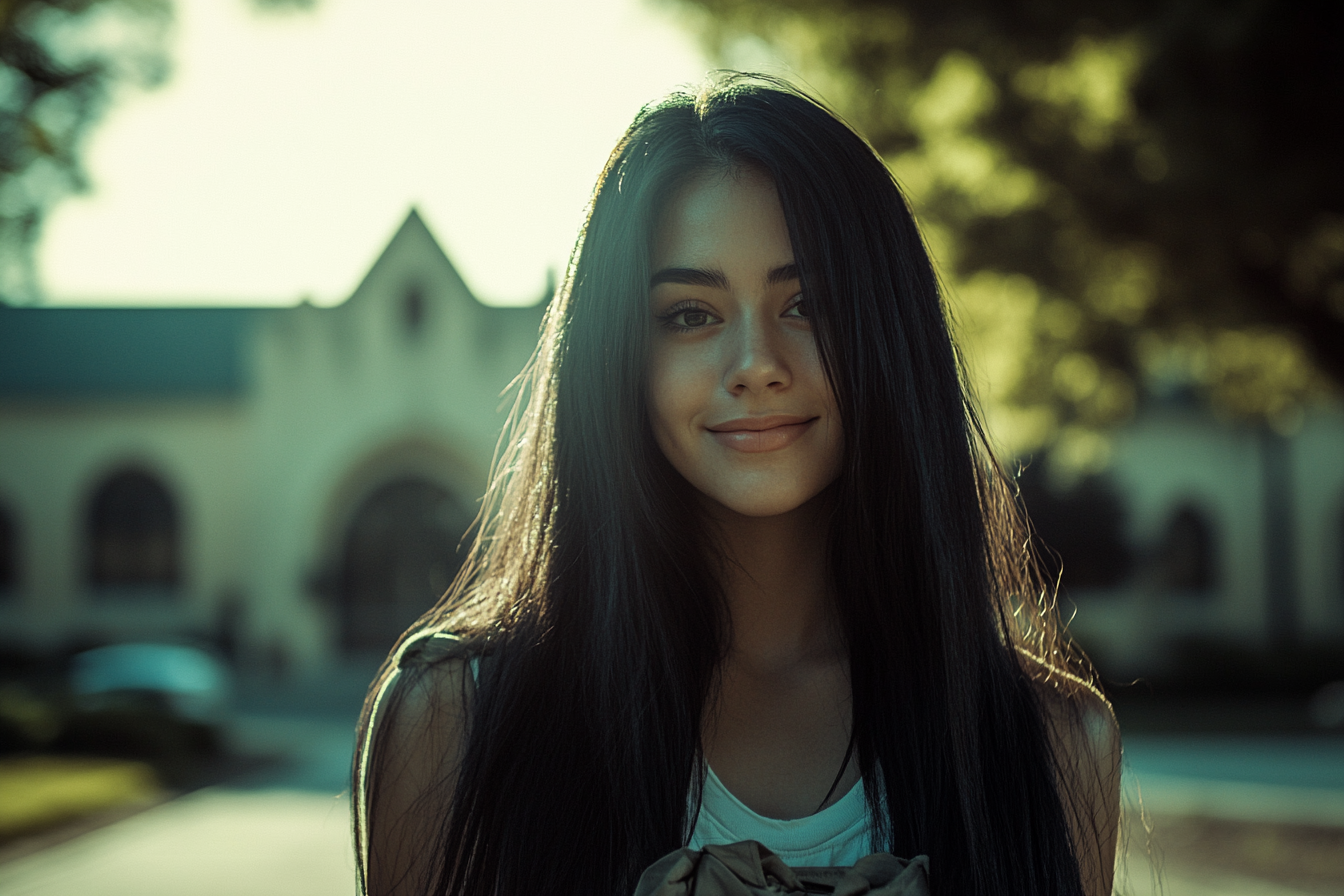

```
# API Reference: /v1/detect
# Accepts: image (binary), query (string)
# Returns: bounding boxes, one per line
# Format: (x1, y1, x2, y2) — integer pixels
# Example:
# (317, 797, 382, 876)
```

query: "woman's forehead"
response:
(650, 168, 794, 275)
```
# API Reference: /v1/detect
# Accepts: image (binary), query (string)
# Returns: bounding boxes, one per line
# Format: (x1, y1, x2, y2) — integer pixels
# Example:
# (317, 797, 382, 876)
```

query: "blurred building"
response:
(0, 211, 545, 674)
(2, 210, 1341, 678)
(1028, 400, 1344, 678)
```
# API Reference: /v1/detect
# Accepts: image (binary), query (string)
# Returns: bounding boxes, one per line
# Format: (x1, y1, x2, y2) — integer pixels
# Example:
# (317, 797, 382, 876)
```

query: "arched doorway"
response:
(338, 477, 471, 654)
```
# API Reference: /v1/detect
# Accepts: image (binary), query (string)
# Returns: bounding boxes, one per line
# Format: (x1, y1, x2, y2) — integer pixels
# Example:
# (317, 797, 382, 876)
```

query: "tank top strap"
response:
(395, 630, 492, 690)
(395, 630, 472, 668)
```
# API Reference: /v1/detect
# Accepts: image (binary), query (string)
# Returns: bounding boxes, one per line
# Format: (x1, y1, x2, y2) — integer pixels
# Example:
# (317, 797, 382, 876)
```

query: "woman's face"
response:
(647, 167, 843, 518)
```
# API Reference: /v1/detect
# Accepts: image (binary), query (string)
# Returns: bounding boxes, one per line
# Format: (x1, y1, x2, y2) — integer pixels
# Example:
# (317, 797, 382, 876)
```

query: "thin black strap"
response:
(816, 730, 857, 812)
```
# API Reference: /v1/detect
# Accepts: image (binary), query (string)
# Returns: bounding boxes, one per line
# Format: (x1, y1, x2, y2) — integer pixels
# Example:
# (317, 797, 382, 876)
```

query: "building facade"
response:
(1064, 403, 1344, 676)
(0, 211, 545, 673)
(1, 210, 1341, 677)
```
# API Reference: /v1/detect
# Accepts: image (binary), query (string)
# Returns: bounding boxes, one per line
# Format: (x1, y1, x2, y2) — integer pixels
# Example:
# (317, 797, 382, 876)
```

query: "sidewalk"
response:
(0, 788, 355, 896)
(0, 687, 1339, 895)
(3, 776, 1335, 896)
(1118, 734, 1344, 895)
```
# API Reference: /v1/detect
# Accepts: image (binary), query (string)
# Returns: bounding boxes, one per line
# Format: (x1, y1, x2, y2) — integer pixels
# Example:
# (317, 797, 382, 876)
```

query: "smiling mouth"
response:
(707, 415, 817, 452)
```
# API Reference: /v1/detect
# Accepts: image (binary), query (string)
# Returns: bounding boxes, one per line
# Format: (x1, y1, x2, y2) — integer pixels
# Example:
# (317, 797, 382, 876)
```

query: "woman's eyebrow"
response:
(649, 267, 729, 289)
(649, 262, 799, 289)
(766, 262, 800, 286)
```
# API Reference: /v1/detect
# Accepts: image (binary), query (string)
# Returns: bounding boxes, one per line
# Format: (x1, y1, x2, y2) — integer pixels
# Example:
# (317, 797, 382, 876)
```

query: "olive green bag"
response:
(633, 840, 930, 896)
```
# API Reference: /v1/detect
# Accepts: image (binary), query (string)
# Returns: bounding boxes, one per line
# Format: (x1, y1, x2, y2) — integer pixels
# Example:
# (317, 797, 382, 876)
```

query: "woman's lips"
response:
(707, 415, 816, 453)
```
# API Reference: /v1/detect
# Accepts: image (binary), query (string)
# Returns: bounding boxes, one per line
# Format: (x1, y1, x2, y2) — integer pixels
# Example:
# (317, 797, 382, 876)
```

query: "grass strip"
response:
(0, 756, 163, 843)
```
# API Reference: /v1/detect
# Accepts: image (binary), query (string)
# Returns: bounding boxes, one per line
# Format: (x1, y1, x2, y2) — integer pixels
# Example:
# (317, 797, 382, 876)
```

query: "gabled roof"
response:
(345, 207, 476, 308)
(0, 208, 545, 400)
(0, 306, 257, 399)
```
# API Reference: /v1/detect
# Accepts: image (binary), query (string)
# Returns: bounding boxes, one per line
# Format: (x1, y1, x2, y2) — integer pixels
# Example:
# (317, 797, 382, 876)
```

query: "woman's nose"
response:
(724, 315, 790, 395)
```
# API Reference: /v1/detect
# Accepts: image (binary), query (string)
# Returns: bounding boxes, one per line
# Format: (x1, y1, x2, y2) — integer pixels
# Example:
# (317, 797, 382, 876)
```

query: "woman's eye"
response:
(659, 305, 718, 331)
(784, 297, 809, 319)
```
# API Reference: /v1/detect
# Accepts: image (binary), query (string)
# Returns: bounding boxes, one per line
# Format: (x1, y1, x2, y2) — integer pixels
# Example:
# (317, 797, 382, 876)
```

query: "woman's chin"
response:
(693, 486, 830, 521)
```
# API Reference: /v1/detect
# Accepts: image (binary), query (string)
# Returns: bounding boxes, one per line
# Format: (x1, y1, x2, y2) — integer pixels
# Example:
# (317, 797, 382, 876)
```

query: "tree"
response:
(0, 0, 171, 303)
(670, 0, 1344, 466)
(0, 0, 311, 305)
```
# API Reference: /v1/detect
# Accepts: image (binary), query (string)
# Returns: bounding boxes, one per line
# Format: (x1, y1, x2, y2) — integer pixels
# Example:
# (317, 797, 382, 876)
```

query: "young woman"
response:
(355, 75, 1121, 896)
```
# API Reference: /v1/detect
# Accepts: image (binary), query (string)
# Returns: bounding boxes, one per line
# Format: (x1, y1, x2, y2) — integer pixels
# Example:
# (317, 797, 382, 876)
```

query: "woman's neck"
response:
(704, 491, 842, 670)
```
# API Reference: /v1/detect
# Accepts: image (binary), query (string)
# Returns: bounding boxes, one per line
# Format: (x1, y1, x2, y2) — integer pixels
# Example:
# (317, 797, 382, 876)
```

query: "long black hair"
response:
(355, 74, 1106, 896)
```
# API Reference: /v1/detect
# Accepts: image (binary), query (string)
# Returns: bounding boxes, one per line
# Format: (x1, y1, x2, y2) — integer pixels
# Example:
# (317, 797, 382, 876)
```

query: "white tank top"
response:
(469, 655, 878, 865)
(687, 765, 877, 866)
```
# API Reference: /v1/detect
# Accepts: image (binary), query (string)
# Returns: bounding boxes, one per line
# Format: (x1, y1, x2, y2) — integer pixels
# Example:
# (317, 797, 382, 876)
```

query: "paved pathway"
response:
(1117, 863, 1323, 896)
(1117, 734, 1344, 895)
(0, 788, 355, 896)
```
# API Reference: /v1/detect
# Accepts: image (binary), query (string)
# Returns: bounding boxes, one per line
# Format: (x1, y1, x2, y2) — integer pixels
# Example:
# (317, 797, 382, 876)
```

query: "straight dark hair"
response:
(355, 74, 1105, 896)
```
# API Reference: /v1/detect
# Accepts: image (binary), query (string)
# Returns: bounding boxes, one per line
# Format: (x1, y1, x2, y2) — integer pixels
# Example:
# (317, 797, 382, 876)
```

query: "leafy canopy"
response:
(0, 0, 171, 303)
(669, 0, 1344, 467)
(0, 0, 312, 305)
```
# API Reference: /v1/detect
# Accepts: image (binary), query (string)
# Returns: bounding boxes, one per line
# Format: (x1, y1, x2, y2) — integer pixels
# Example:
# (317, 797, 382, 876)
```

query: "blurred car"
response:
(70, 643, 231, 723)
(65, 643, 233, 761)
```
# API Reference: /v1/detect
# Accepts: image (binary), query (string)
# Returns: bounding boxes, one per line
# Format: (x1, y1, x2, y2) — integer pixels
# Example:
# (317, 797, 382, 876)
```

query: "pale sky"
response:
(37, 0, 717, 307)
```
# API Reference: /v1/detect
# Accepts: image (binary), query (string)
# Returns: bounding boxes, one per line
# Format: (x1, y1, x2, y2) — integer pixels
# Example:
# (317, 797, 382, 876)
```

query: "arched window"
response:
(0, 501, 16, 594)
(1157, 504, 1217, 593)
(87, 468, 180, 591)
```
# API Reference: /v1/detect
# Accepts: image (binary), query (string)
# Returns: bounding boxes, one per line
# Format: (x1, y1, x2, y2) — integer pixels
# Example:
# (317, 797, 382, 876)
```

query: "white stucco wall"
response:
(0, 400, 247, 650)
(238, 213, 543, 671)
(1293, 406, 1344, 636)
(2, 212, 1338, 678)
(1067, 403, 1344, 675)
(0, 212, 544, 675)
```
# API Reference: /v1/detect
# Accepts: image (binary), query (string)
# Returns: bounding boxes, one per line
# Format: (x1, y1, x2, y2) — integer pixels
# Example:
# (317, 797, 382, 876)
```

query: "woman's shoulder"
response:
(1021, 657, 1120, 766)
(372, 629, 488, 754)
(1020, 653, 1122, 896)
(359, 630, 483, 895)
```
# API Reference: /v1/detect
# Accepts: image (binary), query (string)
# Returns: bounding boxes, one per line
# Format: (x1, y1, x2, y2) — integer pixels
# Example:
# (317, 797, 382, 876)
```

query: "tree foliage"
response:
(0, 0, 171, 303)
(0, 0, 321, 304)
(670, 0, 1344, 464)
